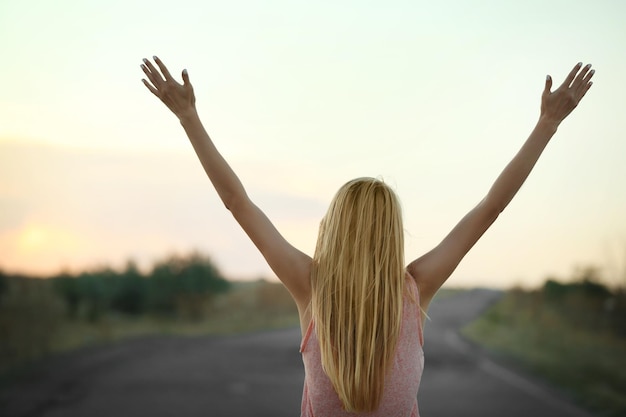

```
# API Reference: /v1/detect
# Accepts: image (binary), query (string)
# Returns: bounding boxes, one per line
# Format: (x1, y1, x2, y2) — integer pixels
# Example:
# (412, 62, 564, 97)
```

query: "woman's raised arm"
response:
(140, 56, 312, 307)
(408, 62, 595, 312)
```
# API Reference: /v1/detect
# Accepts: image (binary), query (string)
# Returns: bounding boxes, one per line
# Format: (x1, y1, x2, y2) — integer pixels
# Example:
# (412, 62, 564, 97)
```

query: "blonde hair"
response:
(311, 177, 407, 412)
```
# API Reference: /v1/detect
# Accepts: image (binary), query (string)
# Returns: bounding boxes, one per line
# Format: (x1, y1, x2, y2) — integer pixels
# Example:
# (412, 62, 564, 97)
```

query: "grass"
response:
(2, 280, 466, 378)
(0, 279, 300, 379)
(49, 308, 300, 352)
(462, 290, 626, 417)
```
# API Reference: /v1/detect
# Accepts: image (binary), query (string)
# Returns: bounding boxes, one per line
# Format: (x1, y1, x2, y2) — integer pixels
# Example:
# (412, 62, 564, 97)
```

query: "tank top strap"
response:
(406, 271, 424, 347)
(300, 318, 315, 352)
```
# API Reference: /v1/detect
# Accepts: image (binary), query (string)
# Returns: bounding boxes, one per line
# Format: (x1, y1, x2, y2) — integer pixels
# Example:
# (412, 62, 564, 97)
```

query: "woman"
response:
(140, 57, 594, 416)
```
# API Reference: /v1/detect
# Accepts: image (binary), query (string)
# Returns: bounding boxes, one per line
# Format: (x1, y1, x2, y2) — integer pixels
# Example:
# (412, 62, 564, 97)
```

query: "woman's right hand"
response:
(141, 56, 197, 120)
(540, 62, 594, 128)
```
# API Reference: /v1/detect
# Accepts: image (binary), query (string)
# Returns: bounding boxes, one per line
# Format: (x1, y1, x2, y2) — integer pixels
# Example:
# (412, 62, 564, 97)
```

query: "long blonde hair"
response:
(311, 177, 406, 412)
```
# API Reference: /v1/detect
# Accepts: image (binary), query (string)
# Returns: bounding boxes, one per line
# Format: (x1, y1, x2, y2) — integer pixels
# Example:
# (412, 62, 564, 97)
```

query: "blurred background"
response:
(1, 0, 624, 415)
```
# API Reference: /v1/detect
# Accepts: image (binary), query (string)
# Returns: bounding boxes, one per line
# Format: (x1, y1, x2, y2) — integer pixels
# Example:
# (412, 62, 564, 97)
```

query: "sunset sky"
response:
(1, 0, 625, 288)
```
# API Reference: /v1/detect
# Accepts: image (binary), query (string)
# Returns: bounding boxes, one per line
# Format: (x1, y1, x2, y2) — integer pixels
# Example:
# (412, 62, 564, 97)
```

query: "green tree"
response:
(78, 268, 116, 322)
(52, 272, 81, 319)
(0, 270, 7, 301)
(111, 260, 147, 315)
(147, 252, 230, 318)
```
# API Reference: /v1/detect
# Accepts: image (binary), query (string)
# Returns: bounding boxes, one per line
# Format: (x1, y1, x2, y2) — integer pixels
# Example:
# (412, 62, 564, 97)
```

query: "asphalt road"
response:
(1, 289, 597, 417)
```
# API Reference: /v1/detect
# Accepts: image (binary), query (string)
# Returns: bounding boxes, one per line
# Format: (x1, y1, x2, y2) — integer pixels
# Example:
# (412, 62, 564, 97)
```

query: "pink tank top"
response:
(300, 275, 424, 417)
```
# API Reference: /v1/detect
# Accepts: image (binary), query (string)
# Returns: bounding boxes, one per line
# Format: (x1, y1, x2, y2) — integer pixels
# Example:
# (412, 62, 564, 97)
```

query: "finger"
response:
(142, 58, 165, 85)
(578, 80, 593, 101)
(560, 62, 583, 89)
(140, 62, 156, 84)
(543, 74, 552, 96)
(141, 63, 162, 89)
(153, 55, 175, 82)
(142, 79, 159, 97)
(572, 63, 592, 87)
(573, 64, 593, 95)
(578, 68, 595, 96)
(583, 68, 595, 83)
(181, 68, 191, 87)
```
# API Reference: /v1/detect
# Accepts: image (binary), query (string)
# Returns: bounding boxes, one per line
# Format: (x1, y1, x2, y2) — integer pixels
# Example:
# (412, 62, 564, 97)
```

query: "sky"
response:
(1, 0, 625, 289)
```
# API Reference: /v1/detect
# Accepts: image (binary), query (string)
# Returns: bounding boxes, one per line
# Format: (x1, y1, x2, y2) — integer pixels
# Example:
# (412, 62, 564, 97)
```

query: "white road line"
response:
(444, 330, 596, 417)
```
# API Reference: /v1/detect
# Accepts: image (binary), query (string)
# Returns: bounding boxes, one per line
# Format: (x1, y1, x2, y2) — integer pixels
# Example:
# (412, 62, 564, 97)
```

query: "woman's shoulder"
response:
(405, 269, 420, 290)
(403, 270, 421, 301)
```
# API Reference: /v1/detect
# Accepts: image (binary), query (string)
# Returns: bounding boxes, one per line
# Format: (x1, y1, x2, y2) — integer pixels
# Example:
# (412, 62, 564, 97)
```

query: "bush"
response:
(0, 276, 65, 373)
(148, 252, 230, 318)
(0, 271, 7, 299)
(110, 262, 147, 315)
(52, 272, 81, 319)
(48, 253, 232, 319)
(256, 280, 296, 313)
(464, 285, 626, 417)
(541, 271, 616, 332)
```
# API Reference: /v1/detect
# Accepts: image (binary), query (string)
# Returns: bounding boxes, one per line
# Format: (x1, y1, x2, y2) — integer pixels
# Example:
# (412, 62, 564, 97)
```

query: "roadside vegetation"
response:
(0, 252, 299, 379)
(462, 267, 626, 417)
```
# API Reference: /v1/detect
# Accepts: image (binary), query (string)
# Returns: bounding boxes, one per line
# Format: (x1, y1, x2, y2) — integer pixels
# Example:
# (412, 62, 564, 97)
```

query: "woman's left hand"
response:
(141, 56, 197, 120)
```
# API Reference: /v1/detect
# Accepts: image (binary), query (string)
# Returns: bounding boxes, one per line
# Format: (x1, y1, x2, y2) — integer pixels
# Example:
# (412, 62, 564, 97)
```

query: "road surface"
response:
(1, 289, 596, 417)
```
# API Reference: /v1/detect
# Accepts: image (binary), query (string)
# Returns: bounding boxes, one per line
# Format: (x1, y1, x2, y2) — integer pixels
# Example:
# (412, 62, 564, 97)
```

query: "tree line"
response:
(534, 266, 624, 337)
(0, 252, 231, 323)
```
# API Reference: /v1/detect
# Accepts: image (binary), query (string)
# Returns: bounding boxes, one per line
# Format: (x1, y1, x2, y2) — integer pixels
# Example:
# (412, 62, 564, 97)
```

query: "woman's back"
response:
(140, 56, 596, 417)
(300, 275, 424, 417)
